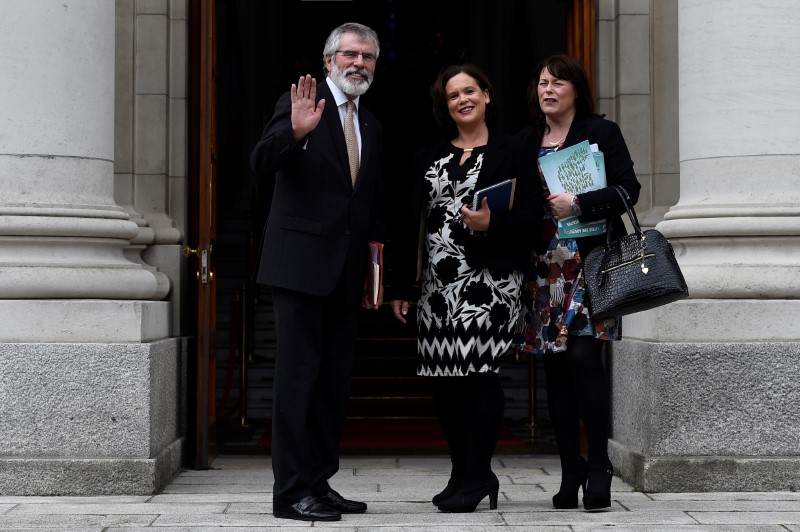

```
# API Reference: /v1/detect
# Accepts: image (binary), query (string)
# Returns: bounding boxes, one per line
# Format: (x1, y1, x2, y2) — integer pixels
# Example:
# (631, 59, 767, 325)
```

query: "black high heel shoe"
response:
(552, 457, 588, 509)
(431, 477, 461, 505)
(436, 473, 499, 513)
(583, 468, 613, 512)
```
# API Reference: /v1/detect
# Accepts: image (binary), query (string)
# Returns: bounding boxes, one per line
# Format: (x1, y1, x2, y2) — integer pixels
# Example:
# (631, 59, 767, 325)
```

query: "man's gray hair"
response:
(322, 22, 380, 75)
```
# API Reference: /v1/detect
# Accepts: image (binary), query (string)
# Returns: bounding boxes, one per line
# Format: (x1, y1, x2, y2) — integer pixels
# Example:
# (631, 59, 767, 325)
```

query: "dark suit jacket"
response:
(517, 113, 641, 259)
(250, 79, 384, 305)
(387, 128, 544, 302)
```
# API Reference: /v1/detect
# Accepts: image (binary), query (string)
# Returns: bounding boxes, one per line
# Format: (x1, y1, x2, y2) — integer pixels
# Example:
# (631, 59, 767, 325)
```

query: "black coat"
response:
(387, 128, 544, 301)
(517, 113, 641, 259)
(250, 79, 385, 305)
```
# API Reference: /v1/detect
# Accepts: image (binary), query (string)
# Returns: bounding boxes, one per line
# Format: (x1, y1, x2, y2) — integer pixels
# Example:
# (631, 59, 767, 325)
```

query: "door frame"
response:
(185, 0, 596, 461)
(567, 0, 597, 93)
(188, 0, 218, 469)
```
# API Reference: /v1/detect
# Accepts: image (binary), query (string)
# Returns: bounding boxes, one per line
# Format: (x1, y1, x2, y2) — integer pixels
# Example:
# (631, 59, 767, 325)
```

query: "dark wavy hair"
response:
(526, 54, 595, 137)
(430, 64, 497, 139)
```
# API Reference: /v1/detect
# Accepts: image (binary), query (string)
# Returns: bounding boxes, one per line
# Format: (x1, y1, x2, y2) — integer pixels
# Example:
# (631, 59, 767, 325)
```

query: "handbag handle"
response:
(596, 186, 647, 282)
(605, 185, 643, 246)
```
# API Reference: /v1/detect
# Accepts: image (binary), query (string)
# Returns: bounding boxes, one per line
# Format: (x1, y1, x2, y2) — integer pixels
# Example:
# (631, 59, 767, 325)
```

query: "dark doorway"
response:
(210, 0, 567, 453)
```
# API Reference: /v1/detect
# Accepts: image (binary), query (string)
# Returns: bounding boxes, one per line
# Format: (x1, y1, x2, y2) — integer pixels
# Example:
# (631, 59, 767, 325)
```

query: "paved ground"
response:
(1, 454, 799, 530)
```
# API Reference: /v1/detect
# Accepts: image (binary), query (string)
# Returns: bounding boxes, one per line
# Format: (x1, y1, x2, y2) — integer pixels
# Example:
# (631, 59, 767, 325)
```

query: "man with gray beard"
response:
(250, 22, 385, 522)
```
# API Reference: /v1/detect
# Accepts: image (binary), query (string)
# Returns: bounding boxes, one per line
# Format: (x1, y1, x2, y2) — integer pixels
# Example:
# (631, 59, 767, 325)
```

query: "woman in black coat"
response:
(517, 54, 641, 512)
(387, 64, 543, 513)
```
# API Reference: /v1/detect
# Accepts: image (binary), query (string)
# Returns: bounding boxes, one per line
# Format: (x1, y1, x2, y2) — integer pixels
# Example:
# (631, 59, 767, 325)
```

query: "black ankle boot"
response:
(552, 456, 588, 509)
(583, 468, 613, 512)
(436, 473, 499, 513)
(431, 477, 461, 505)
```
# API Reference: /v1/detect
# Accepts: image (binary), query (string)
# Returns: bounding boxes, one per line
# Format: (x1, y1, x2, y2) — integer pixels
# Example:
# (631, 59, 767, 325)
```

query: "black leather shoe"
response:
(273, 495, 341, 521)
(319, 489, 368, 514)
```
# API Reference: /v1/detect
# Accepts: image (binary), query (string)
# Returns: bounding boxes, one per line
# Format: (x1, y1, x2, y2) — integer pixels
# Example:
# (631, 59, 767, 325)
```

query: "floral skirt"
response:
(516, 224, 619, 355)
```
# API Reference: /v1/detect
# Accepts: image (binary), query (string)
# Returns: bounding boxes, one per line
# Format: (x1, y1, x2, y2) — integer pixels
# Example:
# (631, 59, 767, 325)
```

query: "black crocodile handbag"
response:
(583, 186, 688, 320)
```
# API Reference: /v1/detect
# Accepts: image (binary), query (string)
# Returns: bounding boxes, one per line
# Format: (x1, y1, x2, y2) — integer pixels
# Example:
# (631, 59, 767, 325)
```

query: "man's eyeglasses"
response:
(335, 50, 377, 64)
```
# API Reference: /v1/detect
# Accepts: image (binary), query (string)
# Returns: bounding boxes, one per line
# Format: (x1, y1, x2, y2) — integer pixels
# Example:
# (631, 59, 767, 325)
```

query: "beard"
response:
(330, 59, 372, 96)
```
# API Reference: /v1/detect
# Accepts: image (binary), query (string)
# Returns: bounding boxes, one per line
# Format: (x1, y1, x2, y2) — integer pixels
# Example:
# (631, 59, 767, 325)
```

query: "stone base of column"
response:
(0, 439, 184, 496)
(609, 440, 800, 492)
(0, 338, 187, 495)
(610, 302, 800, 491)
(0, 300, 170, 342)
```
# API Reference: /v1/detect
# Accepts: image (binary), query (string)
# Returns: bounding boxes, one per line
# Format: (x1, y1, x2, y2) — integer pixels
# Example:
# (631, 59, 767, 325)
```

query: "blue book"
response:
(538, 141, 607, 238)
(471, 178, 516, 212)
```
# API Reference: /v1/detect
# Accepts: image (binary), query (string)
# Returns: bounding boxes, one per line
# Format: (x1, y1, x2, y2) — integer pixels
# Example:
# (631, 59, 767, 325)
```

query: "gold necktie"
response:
(344, 101, 359, 185)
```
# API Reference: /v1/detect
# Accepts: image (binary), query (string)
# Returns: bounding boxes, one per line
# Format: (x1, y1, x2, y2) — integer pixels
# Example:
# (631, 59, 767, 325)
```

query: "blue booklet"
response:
(471, 178, 516, 212)
(538, 141, 607, 238)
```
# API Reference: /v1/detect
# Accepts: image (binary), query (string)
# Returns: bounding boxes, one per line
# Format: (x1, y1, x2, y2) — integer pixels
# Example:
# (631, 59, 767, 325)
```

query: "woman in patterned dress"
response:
(387, 64, 543, 513)
(517, 54, 641, 512)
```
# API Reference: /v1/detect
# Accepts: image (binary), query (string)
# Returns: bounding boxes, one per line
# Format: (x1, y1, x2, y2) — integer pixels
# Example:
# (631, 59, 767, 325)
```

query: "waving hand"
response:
(291, 74, 326, 141)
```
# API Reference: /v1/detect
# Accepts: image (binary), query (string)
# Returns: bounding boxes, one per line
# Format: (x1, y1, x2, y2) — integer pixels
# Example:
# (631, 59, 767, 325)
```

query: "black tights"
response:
(432, 372, 505, 481)
(543, 336, 612, 472)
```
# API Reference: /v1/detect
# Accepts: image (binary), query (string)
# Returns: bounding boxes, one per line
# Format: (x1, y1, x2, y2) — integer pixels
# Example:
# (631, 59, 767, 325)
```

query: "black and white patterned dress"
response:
(417, 145, 524, 376)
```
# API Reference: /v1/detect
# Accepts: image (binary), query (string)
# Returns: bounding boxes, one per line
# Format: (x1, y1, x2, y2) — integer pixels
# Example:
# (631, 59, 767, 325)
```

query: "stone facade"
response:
(601, 0, 800, 491)
(0, 0, 187, 495)
(0, 0, 797, 494)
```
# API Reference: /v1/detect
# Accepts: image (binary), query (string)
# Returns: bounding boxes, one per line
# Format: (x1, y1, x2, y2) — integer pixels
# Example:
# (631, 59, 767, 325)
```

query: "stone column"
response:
(0, 1, 169, 312)
(664, 2, 800, 297)
(608, 0, 800, 491)
(0, 1, 183, 495)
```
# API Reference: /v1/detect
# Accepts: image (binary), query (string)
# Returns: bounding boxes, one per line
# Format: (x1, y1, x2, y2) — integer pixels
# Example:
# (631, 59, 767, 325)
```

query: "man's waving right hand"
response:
(291, 74, 325, 141)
